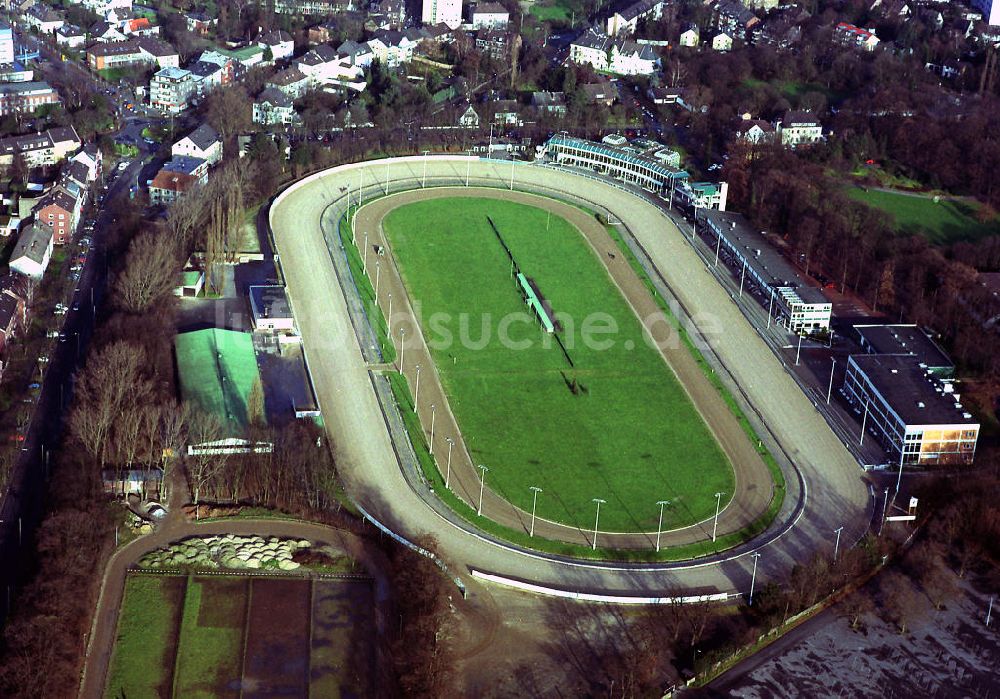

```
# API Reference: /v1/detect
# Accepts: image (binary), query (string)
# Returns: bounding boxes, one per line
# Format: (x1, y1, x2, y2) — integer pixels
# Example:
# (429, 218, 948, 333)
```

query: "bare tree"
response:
(185, 409, 228, 510)
(205, 85, 252, 139)
(114, 231, 181, 312)
(246, 377, 265, 426)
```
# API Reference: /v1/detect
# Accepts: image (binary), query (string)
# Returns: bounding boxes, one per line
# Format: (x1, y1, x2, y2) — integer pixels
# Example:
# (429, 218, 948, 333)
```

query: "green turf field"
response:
(382, 197, 734, 531)
(847, 187, 1000, 245)
(172, 577, 247, 698)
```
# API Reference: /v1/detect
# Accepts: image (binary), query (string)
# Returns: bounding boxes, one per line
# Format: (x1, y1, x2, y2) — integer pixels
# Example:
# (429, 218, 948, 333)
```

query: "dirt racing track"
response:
(268, 155, 873, 597)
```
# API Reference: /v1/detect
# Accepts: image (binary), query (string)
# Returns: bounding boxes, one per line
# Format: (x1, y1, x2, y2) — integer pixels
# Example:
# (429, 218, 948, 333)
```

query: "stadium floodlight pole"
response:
(749, 552, 761, 606)
(712, 491, 725, 542)
(795, 333, 803, 366)
(362, 232, 369, 276)
(987, 596, 994, 627)
(766, 292, 774, 329)
(895, 445, 905, 495)
(422, 150, 429, 188)
(714, 232, 721, 266)
(387, 292, 392, 327)
(445, 437, 454, 488)
(739, 259, 746, 297)
(374, 260, 381, 305)
(477, 464, 489, 516)
(591, 498, 606, 550)
(399, 328, 405, 373)
(826, 358, 836, 404)
(414, 364, 421, 409)
(430, 403, 436, 445)
(359, 171, 363, 206)
(529, 486, 542, 537)
(466, 150, 473, 186)
(488, 122, 494, 156)
(859, 401, 869, 446)
(655, 500, 671, 552)
(833, 526, 844, 563)
(384, 163, 390, 195)
(510, 156, 516, 191)
(878, 486, 889, 536)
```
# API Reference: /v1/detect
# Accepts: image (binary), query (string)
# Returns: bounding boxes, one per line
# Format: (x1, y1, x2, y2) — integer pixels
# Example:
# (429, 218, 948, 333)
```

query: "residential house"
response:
(149, 157, 206, 205)
(580, 81, 616, 106)
(87, 37, 179, 70)
(422, 0, 462, 29)
(0, 126, 81, 168)
(569, 27, 660, 76)
(605, 0, 663, 36)
(679, 25, 699, 46)
(368, 0, 406, 29)
(470, 2, 509, 29)
(88, 20, 127, 43)
(258, 29, 294, 62)
(715, 0, 759, 35)
(253, 88, 297, 125)
(491, 99, 522, 126)
(55, 23, 87, 48)
(475, 29, 511, 60)
(457, 102, 480, 128)
(122, 17, 160, 38)
(149, 66, 196, 113)
(0, 274, 28, 353)
(172, 123, 222, 166)
(0, 82, 60, 116)
(734, 118, 774, 144)
(9, 222, 52, 279)
(337, 39, 375, 68)
(777, 110, 822, 146)
(267, 67, 312, 99)
(36, 185, 81, 245)
(532, 91, 568, 117)
(185, 11, 216, 35)
(368, 30, 415, 66)
(0, 21, 13, 65)
(25, 4, 64, 34)
(712, 32, 733, 50)
(834, 21, 880, 50)
(647, 86, 696, 110)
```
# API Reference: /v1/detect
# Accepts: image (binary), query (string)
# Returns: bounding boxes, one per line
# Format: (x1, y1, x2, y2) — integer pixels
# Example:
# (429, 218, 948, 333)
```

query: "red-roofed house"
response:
(835, 22, 880, 51)
(149, 170, 199, 205)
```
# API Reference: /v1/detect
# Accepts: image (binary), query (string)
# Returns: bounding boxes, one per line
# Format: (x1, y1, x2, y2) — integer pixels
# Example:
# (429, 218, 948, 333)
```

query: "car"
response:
(70, 271, 81, 281)
(80, 236, 92, 245)
(72, 302, 79, 311)
(117, 161, 129, 172)
(38, 356, 48, 363)
(70, 264, 81, 272)
(28, 383, 40, 390)
(53, 307, 66, 315)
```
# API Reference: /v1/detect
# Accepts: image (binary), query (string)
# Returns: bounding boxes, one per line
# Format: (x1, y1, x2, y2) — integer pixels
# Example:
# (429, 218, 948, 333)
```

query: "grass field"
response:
(382, 197, 733, 532)
(847, 187, 1000, 245)
(106, 573, 375, 699)
(105, 576, 185, 698)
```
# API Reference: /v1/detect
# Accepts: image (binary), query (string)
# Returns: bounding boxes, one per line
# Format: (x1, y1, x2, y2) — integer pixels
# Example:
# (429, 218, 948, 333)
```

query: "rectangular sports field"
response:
(847, 187, 1000, 245)
(382, 197, 734, 531)
(105, 573, 375, 699)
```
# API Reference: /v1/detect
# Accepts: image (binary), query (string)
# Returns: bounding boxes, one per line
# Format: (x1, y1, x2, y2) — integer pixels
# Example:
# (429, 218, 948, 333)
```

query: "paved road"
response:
(268, 156, 872, 596)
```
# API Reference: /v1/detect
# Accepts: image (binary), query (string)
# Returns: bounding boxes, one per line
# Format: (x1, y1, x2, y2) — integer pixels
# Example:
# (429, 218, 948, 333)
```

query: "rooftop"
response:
(249, 285, 293, 323)
(701, 210, 828, 304)
(546, 134, 689, 183)
(175, 328, 262, 431)
(10, 223, 51, 266)
(854, 324, 953, 371)
(849, 353, 977, 427)
(178, 123, 220, 151)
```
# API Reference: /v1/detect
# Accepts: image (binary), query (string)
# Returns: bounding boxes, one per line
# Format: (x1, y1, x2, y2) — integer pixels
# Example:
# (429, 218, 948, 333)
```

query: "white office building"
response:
(0, 22, 14, 65)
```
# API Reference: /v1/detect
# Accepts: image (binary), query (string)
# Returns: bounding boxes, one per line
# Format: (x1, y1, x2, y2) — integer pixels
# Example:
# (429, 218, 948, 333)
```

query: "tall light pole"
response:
(826, 358, 837, 404)
(387, 292, 392, 327)
(739, 259, 746, 297)
(749, 552, 761, 606)
(384, 163, 390, 194)
(878, 486, 889, 536)
(833, 526, 844, 562)
(362, 232, 369, 276)
(477, 464, 489, 516)
(414, 364, 421, 409)
(374, 260, 381, 305)
(509, 156, 516, 191)
(712, 491, 724, 542)
(795, 333, 803, 366)
(859, 401, 869, 446)
(714, 233, 721, 266)
(399, 328, 405, 373)
(591, 498, 606, 550)
(987, 596, 994, 627)
(466, 150, 473, 186)
(529, 486, 542, 537)
(430, 403, 436, 445)
(445, 437, 454, 488)
(655, 499, 671, 552)
(895, 449, 905, 495)
(422, 150, 429, 188)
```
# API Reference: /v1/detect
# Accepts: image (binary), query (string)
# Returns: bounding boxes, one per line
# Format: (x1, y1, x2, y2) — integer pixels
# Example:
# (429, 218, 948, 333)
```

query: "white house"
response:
(470, 2, 509, 28)
(679, 26, 699, 47)
(777, 111, 823, 146)
(835, 22, 880, 51)
(458, 102, 480, 128)
(55, 23, 87, 48)
(25, 5, 64, 34)
(172, 123, 223, 166)
(569, 28, 659, 76)
(712, 32, 733, 51)
(9, 223, 53, 280)
(253, 88, 297, 125)
(422, 0, 462, 29)
(605, 0, 663, 36)
(258, 29, 294, 62)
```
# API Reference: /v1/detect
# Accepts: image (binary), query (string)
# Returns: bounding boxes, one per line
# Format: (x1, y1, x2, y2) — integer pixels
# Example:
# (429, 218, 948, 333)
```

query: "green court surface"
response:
(382, 197, 733, 531)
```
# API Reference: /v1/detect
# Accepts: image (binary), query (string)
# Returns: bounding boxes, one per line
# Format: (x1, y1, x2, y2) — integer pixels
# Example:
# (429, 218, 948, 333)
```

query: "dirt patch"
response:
(311, 579, 376, 697)
(197, 577, 249, 629)
(243, 578, 311, 697)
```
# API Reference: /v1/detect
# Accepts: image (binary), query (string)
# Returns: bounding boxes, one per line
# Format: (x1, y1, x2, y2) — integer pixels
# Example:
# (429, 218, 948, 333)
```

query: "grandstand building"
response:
(539, 134, 688, 197)
(842, 353, 978, 466)
(701, 211, 831, 334)
(853, 324, 954, 378)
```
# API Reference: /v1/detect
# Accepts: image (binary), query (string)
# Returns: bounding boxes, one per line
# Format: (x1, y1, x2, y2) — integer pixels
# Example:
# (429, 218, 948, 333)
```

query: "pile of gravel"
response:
(137, 535, 312, 571)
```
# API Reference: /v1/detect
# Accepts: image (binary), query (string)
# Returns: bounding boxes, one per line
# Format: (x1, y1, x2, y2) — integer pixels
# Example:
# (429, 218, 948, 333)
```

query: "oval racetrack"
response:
(268, 155, 872, 597)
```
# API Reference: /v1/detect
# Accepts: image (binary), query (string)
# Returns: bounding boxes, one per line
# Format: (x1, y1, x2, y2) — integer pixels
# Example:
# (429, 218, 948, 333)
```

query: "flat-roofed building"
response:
(702, 210, 832, 334)
(853, 324, 954, 378)
(249, 285, 295, 333)
(0, 82, 60, 116)
(843, 353, 978, 466)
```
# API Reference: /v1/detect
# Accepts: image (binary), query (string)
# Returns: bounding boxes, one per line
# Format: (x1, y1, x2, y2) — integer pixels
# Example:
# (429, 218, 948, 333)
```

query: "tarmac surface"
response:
(267, 155, 872, 596)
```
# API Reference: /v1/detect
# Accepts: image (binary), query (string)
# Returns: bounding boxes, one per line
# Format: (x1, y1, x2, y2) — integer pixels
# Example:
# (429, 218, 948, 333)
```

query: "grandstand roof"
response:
(175, 328, 262, 431)
(547, 134, 689, 182)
